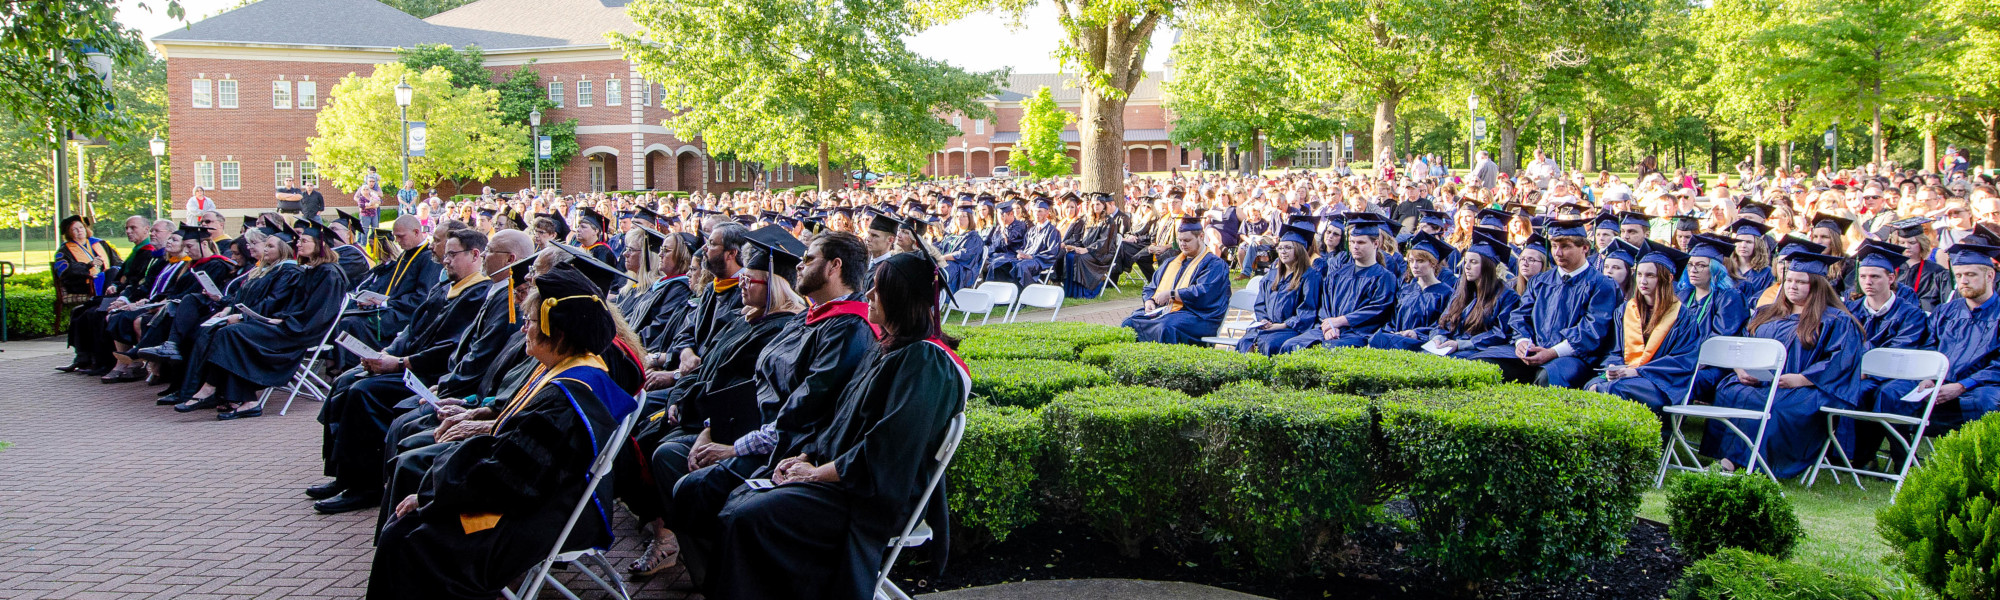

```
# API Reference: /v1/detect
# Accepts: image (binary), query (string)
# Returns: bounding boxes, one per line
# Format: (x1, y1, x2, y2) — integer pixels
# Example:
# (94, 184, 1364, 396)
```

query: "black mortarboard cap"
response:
(1810, 212, 1855, 233)
(742, 225, 807, 282)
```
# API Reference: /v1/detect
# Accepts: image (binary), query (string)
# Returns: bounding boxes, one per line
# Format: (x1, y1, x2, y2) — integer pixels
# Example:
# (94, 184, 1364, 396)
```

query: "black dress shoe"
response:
(134, 342, 180, 363)
(79, 366, 112, 376)
(100, 370, 144, 384)
(144, 373, 167, 386)
(306, 481, 346, 500)
(313, 490, 380, 515)
(217, 406, 263, 420)
(173, 395, 224, 413)
(55, 361, 88, 373)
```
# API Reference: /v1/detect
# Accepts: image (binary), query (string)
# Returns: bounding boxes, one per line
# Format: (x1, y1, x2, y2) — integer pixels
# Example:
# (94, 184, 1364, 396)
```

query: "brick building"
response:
(152, 0, 811, 213)
(923, 73, 1198, 178)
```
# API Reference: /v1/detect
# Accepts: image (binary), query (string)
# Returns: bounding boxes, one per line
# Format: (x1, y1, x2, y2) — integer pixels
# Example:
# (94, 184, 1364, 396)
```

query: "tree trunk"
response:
(1779, 141, 1791, 172)
(1706, 123, 1717, 175)
(1871, 104, 1885, 166)
(816, 140, 833, 191)
(1580, 120, 1599, 173)
(1499, 126, 1519, 175)
(1984, 111, 1999, 170)
(1754, 138, 1763, 174)
(1373, 92, 1401, 173)
(1924, 116, 1937, 173)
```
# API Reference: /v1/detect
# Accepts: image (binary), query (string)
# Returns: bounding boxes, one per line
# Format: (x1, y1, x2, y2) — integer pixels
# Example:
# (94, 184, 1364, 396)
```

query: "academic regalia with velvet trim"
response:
(585, 241, 621, 276)
(940, 230, 984, 293)
(53, 237, 119, 297)
(1236, 269, 1321, 355)
(1675, 285, 1750, 337)
(1280, 261, 1398, 351)
(1124, 252, 1230, 345)
(711, 340, 967, 600)
(1464, 265, 1622, 388)
(341, 242, 440, 349)
(369, 358, 636, 600)
(1706, 311, 1864, 479)
(1897, 259, 1954, 313)
(174, 263, 304, 398)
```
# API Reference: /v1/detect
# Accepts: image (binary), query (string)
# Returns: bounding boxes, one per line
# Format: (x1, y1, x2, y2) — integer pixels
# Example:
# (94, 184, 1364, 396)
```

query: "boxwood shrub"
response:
(949, 321, 1136, 352)
(1669, 548, 1896, 600)
(1376, 384, 1660, 581)
(1272, 347, 1502, 394)
(968, 359, 1113, 409)
(958, 335, 1076, 361)
(1666, 471, 1803, 560)
(1192, 382, 1378, 571)
(1041, 385, 1202, 557)
(1080, 342, 1271, 396)
(949, 401, 1046, 549)
(3, 286, 59, 339)
(1878, 412, 2000, 599)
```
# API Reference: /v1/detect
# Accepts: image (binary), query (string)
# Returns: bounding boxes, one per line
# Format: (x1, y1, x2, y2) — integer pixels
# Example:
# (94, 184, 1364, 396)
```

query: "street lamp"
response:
(528, 108, 542, 191)
(1558, 111, 1567, 171)
(149, 136, 165, 220)
(395, 77, 413, 195)
(53, 46, 117, 226)
(961, 140, 969, 178)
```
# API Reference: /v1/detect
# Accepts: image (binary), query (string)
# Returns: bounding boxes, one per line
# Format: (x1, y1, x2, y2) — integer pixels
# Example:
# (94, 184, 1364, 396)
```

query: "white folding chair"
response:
(1216, 287, 1262, 336)
(1806, 348, 1948, 500)
(272, 294, 353, 416)
(874, 411, 969, 600)
(946, 289, 996, 325)
(1245, 275, 1264, 294)
(502, 407, 642, 600)
(1006, 284, 1065, 323)
(1656, 336, 1788, 486)
(975, 281, 1020, 319)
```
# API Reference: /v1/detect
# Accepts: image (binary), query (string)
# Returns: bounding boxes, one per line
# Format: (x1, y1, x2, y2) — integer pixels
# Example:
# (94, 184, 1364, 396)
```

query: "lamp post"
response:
(528, 108, 542, 190)
(53, 46, 116, 226)
(395, 77, 413, 195)
(1558, 111, 1568, 172)
(1466, 93, 1479, 169)
(961, 140, 969, 178)
(149, 135, 165, 220)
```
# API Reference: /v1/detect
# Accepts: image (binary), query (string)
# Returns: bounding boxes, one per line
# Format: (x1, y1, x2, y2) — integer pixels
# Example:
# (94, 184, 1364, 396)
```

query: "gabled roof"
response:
(426, 0, 638, 47)
(152, 0, 574, 50)
(990, 72, 1163, 104)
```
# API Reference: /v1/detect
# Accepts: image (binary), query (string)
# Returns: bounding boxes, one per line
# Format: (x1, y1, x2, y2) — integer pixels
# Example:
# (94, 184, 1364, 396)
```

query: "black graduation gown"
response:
(667, 281, 745, 362)
(175, 263, 306, 399)
(712, 341, 968, 600)
(429, 283, 530, 400)
(201, 263, 346, 388)
(335, 244, 372, 290)
(1065, 218, 1120, 294)
(369, 361, 634, 600)
(664, 311, 802, 445)
(1897, 259, 1954, 313)
(348, 243, 441, 347)
(640, 278, 695, 352)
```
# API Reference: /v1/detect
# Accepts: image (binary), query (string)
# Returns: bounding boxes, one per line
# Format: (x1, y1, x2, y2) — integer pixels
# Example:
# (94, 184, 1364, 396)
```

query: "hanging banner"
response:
(537, 136, 552, 160)
(1472, 117, 1487, 140)
(408, 121, 428, 157)
(1823, 128, 1837, 150)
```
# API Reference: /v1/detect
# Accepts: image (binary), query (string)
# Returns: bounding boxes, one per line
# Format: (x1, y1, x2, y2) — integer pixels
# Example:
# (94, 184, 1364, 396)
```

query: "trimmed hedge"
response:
(1272, 347, 1502, 394)
(949, 402, 1046, 548)
(949, 321, 1136, 352)
(958, 336, 1076, 361)
(968, 359, 1112, 409)
(3, 287, 59, 339)
(1081, 342, 1272, 396)
(1376, 384, 1660, 581)
(1192, 382, 1377, 571)
(1666, 472, 1802, 560)
(1041, 385, 1203, 557)
(1878, 412, 2000, 599)
(1670, 548, 1897, 600)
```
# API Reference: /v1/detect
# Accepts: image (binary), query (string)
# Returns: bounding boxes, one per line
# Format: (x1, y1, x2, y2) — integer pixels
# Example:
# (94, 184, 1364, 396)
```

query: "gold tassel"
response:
(507, 279, 517, 324)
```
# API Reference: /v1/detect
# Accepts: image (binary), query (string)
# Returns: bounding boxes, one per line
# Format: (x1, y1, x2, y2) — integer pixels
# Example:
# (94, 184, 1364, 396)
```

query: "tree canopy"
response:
(305, 63, 527, 194)
(1011, 86, 1076, 178)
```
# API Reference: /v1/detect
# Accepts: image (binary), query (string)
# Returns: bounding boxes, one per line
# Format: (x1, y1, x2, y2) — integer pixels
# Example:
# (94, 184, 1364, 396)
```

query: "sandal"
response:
(629, 534, 681, 576)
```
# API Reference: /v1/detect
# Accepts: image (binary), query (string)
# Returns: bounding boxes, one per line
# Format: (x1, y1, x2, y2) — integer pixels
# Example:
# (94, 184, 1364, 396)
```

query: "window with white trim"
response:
(975, 119, 984, 134)
(577, 80, 593, 107)
(548, 81, 564, 107)
(195, 161, 215, 189)
(192, 79, 212, 108)
(272, 80, 292, 109)
(606, 79, 621, 106)
(219, 161, 241, 190)
(274, 161, 294, 186)
(953, 114, 962, 128)
(589, 158, 605, 192)
(534, 169, 560, 191)
(730, 161, 739, 182)
(217, 79, 238, 108)
(297, 81, 317, 109)
(300, 161, 319, 186)
(643, 84, 654, 106)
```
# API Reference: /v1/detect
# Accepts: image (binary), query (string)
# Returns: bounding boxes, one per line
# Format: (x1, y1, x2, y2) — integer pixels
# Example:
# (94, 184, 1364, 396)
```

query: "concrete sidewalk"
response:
(921, 579, 1269, 599)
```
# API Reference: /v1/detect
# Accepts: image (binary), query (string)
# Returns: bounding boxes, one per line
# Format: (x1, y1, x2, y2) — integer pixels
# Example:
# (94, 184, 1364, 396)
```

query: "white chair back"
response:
(949, 289, 996, 325)
(1245, 275, 1264, 293)
(1010, 284, 1065, 322)
(1228, 288, 1258, 312)
(1694, 336, 1788, 371)
(872, 412, 968, 600)
(975, 281, 1019, 306)
(275, 293, 355, 415)
(1860, 348, 1951, 381)
(1805, 348, 1952, 499)
(1657, 336, 1789, 485)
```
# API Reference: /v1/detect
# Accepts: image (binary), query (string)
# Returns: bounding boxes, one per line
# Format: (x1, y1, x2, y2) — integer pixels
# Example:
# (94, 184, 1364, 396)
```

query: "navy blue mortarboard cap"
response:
(1419, 210, 1450, 229)
(1476, 208, 1511, 229)
(1810, 212, 1855, 233)
(1948, 242, 2000, 268)
(1774, 235, 1825, 259)
(1618, 211, 1653, 228)
(1592, 213, 1620, 233)
(1280, 223, 1315, 247)
(1729, 218, 1772, 238)
(1469, 228, 1512, 265)
(1178, 216, 1205, 233)
(1404, 231, 1453, 262)
(1688, 233, 1737, 262)
(1855, 240, 1910, 273)
(1546, 218, 1590, 239)
(1603, 239, 1642, 265)
(1786, 251, 1841, 276)
(1640, 243, 1689, 275)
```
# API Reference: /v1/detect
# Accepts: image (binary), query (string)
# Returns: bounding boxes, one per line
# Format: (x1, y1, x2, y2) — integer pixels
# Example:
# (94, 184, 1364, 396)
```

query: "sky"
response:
(117, 0, 1176, 75)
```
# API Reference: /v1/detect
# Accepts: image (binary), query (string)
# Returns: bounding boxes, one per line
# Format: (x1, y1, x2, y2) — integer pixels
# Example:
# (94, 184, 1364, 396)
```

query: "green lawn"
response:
(1, 239, 135, 274)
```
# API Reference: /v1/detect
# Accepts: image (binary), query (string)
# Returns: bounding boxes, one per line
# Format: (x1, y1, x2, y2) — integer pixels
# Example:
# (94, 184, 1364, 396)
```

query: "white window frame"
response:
(297, 81, 317, 109)
(975, 119, 984, 134)
(191, 79, 213, 108)
(217, 79, 238, 109)
(548, 81, 564, 108)
(534, 169, 561, 191)
(300, 161, 319, 187)
(219, 161, 241, 190)
(576, 80, 593, 107)
(953, 114, 962, 128)
(643, 84, 653, 106)
(272, 80, 292, 109)
(589, 159, 606, 192)
(605, 79, 621, 106)
(195, 161, 215, 189)
(274, 161, 295, 187)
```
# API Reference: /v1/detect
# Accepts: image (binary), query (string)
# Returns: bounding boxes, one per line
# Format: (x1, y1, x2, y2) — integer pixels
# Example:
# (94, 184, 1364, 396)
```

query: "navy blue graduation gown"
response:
(1675, 285, 1751, 337)
(939, 230, 984, 293)
(1587, 301, 1711, 410)
(1280, 261, 1398, 351)
(1366, 280, 1465, 352)
(990, 222, 1061, 283)
(1465, 266, 1622, 367)
(982, 220, 1029, 264)
(1708, 311, 1863, 479)
(1848, 296, 1928, 352)
(1124, 253, 1231, 345)
(1236, 269, 1321, 355)
(1870, 296, 2000, 429)
(1737, 267, 1773, 302)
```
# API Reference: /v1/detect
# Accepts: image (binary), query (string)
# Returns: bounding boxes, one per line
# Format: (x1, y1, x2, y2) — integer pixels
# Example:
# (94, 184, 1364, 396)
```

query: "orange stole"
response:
(1622, 297, 1682, 366)
(1154, 254, 1203, 312)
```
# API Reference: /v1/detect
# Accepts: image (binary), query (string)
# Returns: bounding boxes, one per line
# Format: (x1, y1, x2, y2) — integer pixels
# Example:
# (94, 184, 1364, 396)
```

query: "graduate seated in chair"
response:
(1124, 217, 1231, 345)
(370, 264, 638, 600)
(1279, 213, 1399, 351)
(986, 198, 1062, 285)
(1586, 245, 1713, 412)
(1237, 221, 1321, 355)
(170, 219, 349, 420)
(1460, 219, 1622, 388)
(1850, 242, 2000, 474)
(1370, 228, 1520, 355)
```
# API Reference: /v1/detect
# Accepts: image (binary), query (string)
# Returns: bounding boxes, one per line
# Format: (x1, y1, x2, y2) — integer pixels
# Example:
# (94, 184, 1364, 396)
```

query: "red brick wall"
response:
(166, 57, 380, 212)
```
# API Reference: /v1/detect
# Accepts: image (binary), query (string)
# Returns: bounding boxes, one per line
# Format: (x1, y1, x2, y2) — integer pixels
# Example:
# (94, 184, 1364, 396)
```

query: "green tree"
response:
(0, 0, 180, 138)
(1166, 5, 1340, 175)
(0, 51, 168, 232)
(378, 0, 476, 18)
(1011, 86, 1076, 178)
(613, 0, 1005, 190)
(1763, 0, 1954, 165)
(1684, 0, 1812, 171)
(1940, 0, 2000, 169)
(396, 44, 576, 185)
(1281, 0, 1444, 166)
(306, 63, 527, 195)
(919, 0, 1188, 193)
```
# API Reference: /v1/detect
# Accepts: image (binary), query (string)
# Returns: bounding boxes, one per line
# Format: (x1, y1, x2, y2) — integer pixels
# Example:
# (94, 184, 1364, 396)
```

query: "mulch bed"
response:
(891, 509, 1688, 599)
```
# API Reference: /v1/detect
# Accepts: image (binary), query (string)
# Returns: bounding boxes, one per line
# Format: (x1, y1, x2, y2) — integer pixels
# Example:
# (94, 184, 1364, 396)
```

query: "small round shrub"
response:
(1041, 385, 1201, 557)
(1670, 548, 1894, 600)
(949, 401, 1045, 548)
(1271, 347, 1502, 394)
(1080, 342, 1272, 396)
(968, 359, 1113, 409)
(1666, 471, 1803, 560)
(1376, 383, 1660, 581)
(1878, 412, 2000, 599)
(958, 335, 1076, 361)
